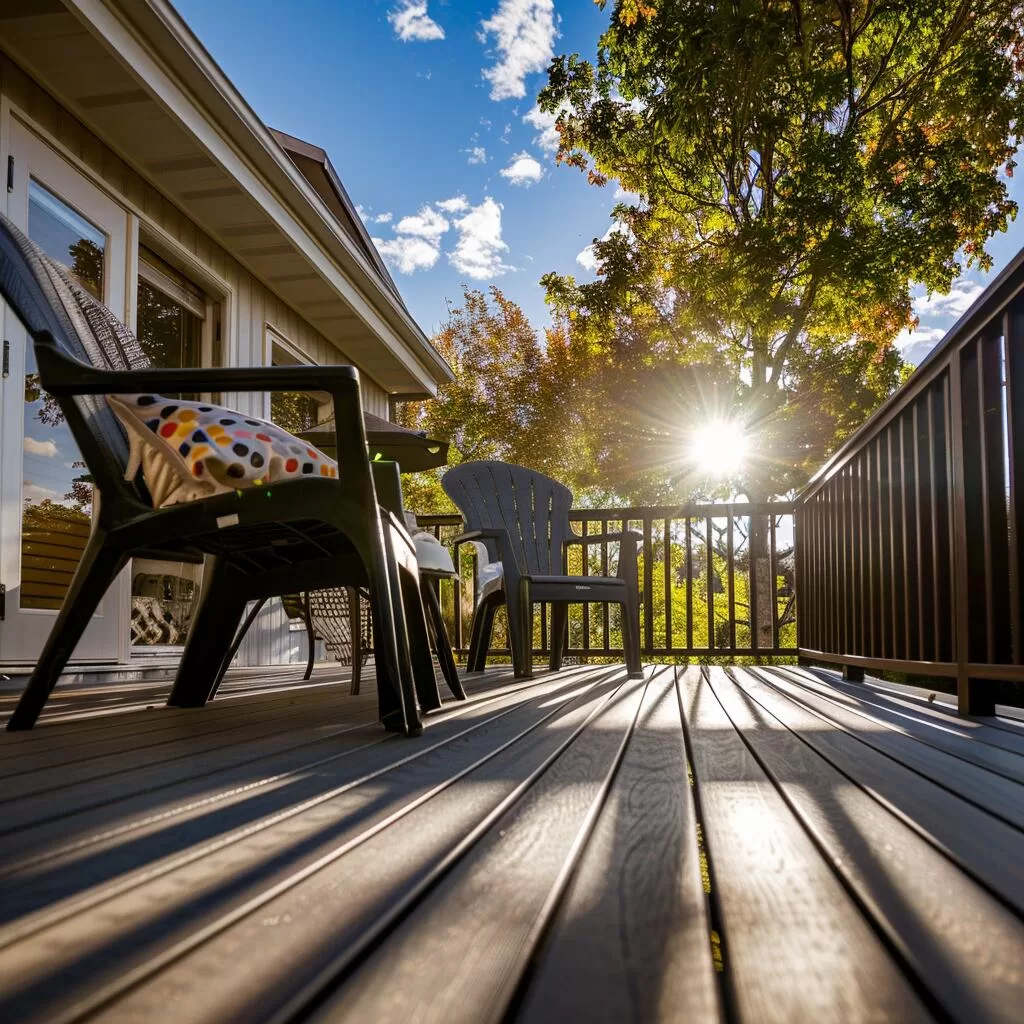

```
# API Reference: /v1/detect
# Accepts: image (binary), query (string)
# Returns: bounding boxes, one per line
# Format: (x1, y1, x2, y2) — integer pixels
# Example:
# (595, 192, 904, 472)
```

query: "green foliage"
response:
(396, 286, 589, 511)
(540, 0, 1024, 498)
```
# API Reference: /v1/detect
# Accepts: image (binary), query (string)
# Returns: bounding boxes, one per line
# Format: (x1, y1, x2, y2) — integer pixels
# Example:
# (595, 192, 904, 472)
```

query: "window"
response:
(20, 180, 106, 610)
(267, 330, 329, 435)
(130, 248, 214, 648)
(136, 246, 205, 370)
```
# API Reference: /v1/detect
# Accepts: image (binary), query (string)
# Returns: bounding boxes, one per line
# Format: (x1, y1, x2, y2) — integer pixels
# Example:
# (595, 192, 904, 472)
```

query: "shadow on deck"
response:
(0, 662, 1022, 1023)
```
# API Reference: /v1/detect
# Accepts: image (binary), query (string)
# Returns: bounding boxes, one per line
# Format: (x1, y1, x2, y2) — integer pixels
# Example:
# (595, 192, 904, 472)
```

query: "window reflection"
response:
(20, 180, 106, 610)
(131, 249, 208, 646)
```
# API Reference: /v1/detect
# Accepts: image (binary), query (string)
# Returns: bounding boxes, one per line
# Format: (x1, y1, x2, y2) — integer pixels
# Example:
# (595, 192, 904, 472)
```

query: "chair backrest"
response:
(0, 212, 150, 501)
(442, 461, 575, 576)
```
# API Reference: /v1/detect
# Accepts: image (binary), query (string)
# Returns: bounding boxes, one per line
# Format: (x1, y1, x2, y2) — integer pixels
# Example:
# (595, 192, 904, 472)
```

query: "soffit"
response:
(0, 0, 451, 395)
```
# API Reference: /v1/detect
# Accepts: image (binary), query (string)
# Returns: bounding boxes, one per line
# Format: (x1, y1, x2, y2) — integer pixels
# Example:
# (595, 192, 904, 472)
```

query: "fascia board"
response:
(63, 0, 453, 390)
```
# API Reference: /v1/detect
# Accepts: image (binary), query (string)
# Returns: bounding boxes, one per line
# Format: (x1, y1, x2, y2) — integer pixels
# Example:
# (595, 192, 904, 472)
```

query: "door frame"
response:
(0, 111, 131, 665)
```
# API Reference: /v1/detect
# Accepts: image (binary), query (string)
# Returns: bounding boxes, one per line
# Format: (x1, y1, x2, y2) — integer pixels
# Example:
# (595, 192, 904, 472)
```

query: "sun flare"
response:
(687, 420, 750, 478)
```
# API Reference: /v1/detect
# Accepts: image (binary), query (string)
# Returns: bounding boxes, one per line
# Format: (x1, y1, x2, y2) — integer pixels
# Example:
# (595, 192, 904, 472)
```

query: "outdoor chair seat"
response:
(0, 212, 438, 735)
(411, 530, 456, 575)
(443, 461, 643, 680)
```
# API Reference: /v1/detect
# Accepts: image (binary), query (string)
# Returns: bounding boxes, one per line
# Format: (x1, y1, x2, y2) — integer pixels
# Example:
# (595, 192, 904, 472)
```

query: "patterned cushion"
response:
(108, 393, 338, 507)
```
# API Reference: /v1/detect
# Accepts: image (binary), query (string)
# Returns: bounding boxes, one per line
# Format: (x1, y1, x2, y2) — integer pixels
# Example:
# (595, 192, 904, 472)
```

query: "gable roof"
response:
(0, 0, 453, 396)
(268, 128, 404, 305)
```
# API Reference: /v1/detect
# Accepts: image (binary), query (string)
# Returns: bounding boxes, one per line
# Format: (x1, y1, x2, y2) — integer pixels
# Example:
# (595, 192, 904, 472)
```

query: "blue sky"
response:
(174, 0, 1024, 367)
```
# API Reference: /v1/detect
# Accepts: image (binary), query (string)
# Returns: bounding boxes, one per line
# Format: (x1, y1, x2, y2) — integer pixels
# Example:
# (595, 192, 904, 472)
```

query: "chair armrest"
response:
(33, 335, 370, 473)
(565, 529, 641, 583)
(452, 528, 506, 545)
(451, 527, 524, 575)
(35, 338, 358, 396)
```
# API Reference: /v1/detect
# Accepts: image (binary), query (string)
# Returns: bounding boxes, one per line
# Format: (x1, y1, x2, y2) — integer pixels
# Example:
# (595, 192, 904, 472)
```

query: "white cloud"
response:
(480, 0, 558, 101)
(394, 205, 450, 242)
(436, 195, 470, 213)
(23, 482, 58, 504)
(374, 234, 441, 274)
(449, 197, 513, 279)
(499, 150, 544, 186)
(577, 222, 627, 273)
(523, 102, 565, 152)
(388, 1, 445, 42)
(894, 324, 946, 350)
(914, 279, 984, 319)
(374, 212, 393, 224)
(466, 146, 488, 165)
(24, 437, 58, 458)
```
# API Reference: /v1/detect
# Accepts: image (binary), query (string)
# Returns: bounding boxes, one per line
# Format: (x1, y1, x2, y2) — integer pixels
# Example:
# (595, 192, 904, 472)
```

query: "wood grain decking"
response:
(1, 663, 1022, 1023)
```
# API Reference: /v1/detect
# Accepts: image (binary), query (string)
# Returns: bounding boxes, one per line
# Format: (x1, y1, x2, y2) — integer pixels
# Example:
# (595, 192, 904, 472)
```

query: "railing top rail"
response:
(417, 501, 794, 527)
(799, 240, 1024, 500)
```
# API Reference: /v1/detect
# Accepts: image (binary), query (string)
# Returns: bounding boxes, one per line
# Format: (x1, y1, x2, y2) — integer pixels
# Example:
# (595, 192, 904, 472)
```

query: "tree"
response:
(396, 286, 588, 511)
(540, 0, 1024, 500)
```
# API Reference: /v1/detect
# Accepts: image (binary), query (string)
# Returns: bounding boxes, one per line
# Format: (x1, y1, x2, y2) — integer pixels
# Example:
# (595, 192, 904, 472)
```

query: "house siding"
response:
(0, 52, 390, 670)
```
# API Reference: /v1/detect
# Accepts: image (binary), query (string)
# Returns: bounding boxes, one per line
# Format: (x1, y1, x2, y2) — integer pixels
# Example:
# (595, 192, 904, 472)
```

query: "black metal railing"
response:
(796, 245, 1024, 713)
(417, 503, 796, 662)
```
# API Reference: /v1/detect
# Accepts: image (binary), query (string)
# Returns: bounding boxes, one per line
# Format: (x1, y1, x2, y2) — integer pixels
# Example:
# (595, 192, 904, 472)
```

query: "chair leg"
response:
(622, 593, 643, 679)
(167, 560, 248, 708)
(549, 601, 568, 673)
(6, 533, 128, 731)
(422, 577, 466, 700)
(507, 579, 533, 679)
(349, 586, 362, 696)
(300, 592, 315, 681)
(465, 603, 487, 673)
(373, 527, 422, 736)
(401, 566, 443, 713)
(208, 597, 266, 700)
(471, 594, 500, 673)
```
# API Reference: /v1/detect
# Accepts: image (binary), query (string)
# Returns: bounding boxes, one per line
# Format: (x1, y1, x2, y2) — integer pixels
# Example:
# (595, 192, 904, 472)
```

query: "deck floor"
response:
(1, 662, 1023, 1023)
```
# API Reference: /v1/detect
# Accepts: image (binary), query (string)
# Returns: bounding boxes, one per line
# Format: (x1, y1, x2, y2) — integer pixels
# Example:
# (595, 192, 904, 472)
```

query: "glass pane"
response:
(20, 181, 106, 610)
(137, 278, 201, 369)
(271, 390, 321, 434)
(131, 265, 205, 645)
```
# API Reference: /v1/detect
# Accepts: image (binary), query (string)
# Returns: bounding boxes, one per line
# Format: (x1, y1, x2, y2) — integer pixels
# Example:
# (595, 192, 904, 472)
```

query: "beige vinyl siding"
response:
(1, 53, 390, 668)
(0, 53, 390, 419)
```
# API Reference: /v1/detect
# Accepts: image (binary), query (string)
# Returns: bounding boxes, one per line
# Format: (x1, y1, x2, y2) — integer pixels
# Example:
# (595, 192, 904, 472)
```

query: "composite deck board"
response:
(739, 669, 1024, 916)
(509, 667, 722, 1024)
(781, 668, 1024, 782)
(83, 668, 634, 1024)
(721, 667, 1024, 1022)
(680, 666, 931, 1023)
(305, 670, 652, 1024)
(0, 662, 1020, 1023)
(759, 667, 1024, 830)
(0, 670, 601, 929)
(804, 670, 1024, 756)
(0, 668, 625, 1022)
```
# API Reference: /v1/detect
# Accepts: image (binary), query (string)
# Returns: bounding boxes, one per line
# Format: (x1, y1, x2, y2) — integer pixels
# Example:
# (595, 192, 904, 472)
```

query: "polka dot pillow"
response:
(107, 393, 338, 508)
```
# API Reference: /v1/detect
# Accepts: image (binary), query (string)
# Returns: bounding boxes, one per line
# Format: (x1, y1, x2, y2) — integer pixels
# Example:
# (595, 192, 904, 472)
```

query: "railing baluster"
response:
(664, 518, 673, 651)
(686, 516, 694, 651)
(706, 514, 715, 652)
(581, 518, 590, 656)
(770, 510, 779, 652)
(981, 330, 1011, 663)
(1005, 300, 1024, 664)
(727, 513, 736, 653)
(602, 518, 611, 653)
(643, 517, 655, 653)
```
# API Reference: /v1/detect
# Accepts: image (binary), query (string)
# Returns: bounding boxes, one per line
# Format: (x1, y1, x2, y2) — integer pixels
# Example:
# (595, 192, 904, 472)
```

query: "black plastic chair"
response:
(0, 213, 434, 735)
(442, 461, 644, 679)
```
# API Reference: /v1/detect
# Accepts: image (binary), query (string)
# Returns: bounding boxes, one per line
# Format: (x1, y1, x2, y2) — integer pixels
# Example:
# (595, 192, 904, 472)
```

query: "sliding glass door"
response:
(0, 119, 129, 664)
